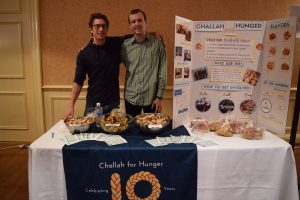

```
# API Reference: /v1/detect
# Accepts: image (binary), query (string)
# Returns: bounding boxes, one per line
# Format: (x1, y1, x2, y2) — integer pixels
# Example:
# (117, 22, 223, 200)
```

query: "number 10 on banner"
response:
(111, 171, 161, 200)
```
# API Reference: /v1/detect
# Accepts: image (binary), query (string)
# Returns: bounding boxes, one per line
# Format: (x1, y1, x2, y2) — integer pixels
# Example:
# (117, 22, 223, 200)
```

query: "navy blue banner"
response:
(62, 124, 197, 200)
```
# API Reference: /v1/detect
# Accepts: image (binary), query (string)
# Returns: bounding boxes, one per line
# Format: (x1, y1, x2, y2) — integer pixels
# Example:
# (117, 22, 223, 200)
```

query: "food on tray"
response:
(266, 61, 275, 70)
(283, 31, 291, 40)
(135, 113, 170, 134)
(240, 127, 264, 140)
(136, 113, 169, 126)
(64, 117, 94, 125)
(64, 116, 94, 133)
(256, 43, 263, 51)
(191, 118, 209, 133)
(242, 69, 260, 86)
(104, 112, 129, 124)
(269, 33, 276, 41)
(282, 47, 290, 56)
(281, 63, 289, 70)
(240, 99, 256, 115)
(100, 112, 131, 133)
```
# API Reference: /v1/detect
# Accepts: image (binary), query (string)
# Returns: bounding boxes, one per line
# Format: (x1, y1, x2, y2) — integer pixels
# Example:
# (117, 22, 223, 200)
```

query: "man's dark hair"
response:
(88, 13, 109, 28)
(128, 9, 147, 24)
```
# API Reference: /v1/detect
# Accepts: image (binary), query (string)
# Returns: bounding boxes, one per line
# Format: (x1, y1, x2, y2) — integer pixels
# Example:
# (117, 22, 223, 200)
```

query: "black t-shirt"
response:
(74, 37, 124, 107)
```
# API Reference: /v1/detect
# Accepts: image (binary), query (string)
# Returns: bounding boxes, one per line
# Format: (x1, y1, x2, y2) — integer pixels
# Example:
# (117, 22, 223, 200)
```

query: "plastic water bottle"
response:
(94, 102, 103, 127)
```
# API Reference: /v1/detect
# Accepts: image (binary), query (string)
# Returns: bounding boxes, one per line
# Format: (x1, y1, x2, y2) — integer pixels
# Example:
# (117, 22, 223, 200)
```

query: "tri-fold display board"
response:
(173, 16, 297, 135)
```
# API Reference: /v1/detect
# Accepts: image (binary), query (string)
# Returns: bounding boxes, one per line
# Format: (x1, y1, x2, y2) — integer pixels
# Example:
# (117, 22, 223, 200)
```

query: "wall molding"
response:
(0, 0, 21, 14)
(0, 91, 28, 130)
(42, 85, 299, 143)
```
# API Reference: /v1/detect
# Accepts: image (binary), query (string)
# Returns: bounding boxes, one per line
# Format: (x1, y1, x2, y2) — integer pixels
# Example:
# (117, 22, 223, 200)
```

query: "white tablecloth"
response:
(29, 120, 299, 200)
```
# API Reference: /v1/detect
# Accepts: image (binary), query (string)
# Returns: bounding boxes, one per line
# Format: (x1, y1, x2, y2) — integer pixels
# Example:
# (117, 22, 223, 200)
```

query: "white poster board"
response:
(173, 16, 297, 135)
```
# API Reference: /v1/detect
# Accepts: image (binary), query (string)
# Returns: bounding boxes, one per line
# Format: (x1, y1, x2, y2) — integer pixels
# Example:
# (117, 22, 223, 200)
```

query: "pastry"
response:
(240, 127, 263, 140)
(216, 126, 233, 137)
(208, 120, 224, 131)
(191, 119, 209, 133)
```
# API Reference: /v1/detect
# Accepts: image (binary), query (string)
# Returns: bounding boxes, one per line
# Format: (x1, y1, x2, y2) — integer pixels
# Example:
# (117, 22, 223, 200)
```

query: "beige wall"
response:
(40, 0, 300, 87)
(39, 0, 300, 141)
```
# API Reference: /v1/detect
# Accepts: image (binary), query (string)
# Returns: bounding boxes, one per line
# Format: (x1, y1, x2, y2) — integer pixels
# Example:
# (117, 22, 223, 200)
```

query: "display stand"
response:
(173, 17, 297, 136)
(289, 66, 300, 150)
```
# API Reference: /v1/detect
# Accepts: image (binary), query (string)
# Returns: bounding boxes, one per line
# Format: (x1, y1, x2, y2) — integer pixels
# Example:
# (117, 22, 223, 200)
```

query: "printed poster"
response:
(173, 16, 297, 135)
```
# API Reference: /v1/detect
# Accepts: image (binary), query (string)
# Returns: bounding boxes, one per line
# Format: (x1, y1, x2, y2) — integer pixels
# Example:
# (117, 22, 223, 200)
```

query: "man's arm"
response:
(156, 40, 167, 99)
(152, 40, 167, 113)
(63, 82, 82, 120)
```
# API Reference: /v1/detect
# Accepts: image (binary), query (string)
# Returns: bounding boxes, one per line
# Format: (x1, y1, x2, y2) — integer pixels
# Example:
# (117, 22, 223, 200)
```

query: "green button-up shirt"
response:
(121, 34, 167, 106)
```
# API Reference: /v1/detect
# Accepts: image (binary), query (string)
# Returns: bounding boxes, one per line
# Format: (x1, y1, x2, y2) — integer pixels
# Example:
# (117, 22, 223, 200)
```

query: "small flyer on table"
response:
(173, 16, 297, 136)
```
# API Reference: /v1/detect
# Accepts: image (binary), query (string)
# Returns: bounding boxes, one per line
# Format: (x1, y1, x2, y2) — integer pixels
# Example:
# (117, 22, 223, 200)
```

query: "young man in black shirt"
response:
(64, 13, 127, 119)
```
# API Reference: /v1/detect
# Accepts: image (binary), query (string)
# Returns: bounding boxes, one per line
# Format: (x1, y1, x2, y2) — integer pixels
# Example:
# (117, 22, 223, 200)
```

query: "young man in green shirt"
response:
(121, 9, 167, 116)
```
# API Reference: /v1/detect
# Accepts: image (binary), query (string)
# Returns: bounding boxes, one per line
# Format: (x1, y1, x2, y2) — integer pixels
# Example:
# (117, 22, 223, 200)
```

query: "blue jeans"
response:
(84, 101, 119, 116)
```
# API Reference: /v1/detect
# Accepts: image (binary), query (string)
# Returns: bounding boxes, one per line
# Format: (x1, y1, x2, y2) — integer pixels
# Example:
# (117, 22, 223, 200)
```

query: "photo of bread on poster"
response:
(242, 69, 261, 86)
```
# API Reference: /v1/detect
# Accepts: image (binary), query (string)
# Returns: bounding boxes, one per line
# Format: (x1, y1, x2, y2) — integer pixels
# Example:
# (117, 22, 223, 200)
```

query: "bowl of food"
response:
(100, 112, 133, 134)
(64, 116, 94, 133)
(135, 113, 170, 135)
